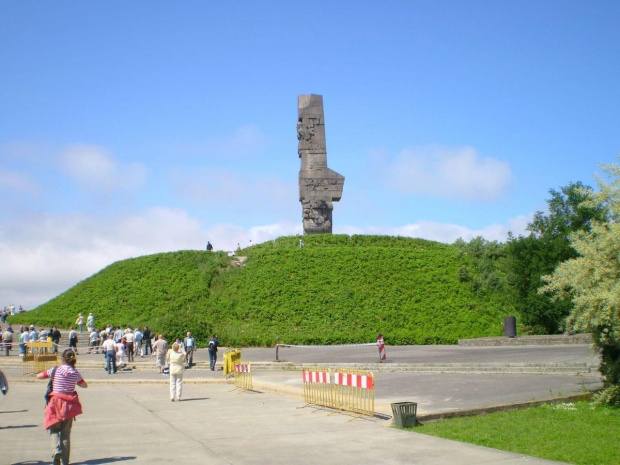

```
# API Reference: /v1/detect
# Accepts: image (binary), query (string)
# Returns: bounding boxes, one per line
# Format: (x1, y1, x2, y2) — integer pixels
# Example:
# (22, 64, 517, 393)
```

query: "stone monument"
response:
(297, 94, 344, 234)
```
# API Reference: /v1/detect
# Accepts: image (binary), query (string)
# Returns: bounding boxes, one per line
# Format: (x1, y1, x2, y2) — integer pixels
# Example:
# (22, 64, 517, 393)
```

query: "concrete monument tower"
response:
(297, 94, 344, 234)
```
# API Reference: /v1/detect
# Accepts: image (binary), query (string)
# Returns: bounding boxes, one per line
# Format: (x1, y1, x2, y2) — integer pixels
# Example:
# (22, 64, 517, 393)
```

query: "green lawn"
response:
(412, 402, 620, 465)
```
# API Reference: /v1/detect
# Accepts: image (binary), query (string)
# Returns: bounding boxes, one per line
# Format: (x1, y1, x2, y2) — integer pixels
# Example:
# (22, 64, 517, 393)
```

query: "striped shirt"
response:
(46, 365, 84, 394)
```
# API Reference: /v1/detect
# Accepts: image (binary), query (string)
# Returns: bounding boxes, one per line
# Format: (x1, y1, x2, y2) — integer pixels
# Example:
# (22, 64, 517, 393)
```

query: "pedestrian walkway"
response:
(1, 343, 599, 464)
(2, 382, 566, 464)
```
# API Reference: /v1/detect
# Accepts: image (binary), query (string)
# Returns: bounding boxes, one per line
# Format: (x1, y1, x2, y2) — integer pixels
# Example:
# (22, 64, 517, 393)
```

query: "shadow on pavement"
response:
(12, 458, 136, 465)
(1, 424, 37, 430)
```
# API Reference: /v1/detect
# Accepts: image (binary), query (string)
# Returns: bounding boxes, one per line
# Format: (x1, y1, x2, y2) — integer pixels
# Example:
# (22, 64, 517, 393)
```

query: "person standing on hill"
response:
(86, 313, 95, 332)
(206, 241, 213, 251)
(75, 314, 84, 333)
(152, 334, 168, 374)
(208, 334, 219, 371)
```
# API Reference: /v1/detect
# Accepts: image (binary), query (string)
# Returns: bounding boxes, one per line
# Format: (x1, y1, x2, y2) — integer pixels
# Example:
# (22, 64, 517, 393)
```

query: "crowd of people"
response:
(1, 314, 222, 465)
(1, 305, 25, 322)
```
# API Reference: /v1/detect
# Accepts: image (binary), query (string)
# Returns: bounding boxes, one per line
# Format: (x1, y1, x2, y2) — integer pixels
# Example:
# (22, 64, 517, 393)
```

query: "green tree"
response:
(541, 163, 620, 405)
(505, 182, 606, 334)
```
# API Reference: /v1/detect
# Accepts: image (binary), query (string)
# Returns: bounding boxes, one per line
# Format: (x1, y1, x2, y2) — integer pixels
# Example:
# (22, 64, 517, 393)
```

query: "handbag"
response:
(44, 366, 57, 404)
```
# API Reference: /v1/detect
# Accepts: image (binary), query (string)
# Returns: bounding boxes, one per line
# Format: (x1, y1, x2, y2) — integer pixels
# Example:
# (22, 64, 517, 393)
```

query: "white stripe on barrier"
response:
(334, 373, 374, 389)
(303, 370, 330, 384)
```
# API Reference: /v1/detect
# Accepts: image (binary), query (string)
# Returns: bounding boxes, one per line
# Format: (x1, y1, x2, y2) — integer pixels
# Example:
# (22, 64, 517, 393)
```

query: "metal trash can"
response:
(504, 316, 517, 338)
(391, 402, 418, 427)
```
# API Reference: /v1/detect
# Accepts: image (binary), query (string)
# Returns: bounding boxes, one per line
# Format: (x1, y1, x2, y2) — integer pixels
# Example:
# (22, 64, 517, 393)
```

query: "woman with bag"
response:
(36, 349, 88, 465)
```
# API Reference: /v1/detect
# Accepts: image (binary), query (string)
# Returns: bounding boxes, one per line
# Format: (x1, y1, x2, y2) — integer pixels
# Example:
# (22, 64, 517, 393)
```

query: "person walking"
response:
(36, 349, 88, 465)
(184, 332, 195, 368)
(152, 334, 168, 374)
(208, 334, 219, 371)
(101, 334, 117, 374)
(166, 342, 186, 401)
(50, 326, 61, 354)
(68, 327, 79, 354)
(75, 314, 84, 333)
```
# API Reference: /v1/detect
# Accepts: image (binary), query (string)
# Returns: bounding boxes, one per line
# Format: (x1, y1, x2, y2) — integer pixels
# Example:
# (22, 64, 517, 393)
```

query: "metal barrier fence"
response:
(23, 341, 57, 375)
(333, 369, 374, 417)
(223, 349, 241, 376)
(302, 367, 375, 418)
(303, 368, 334, 409)
(233, 361, 253, 390)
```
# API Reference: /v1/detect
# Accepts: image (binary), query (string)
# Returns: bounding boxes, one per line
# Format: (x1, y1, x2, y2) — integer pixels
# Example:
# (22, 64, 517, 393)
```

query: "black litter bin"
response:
(504, 316, 517, 338)
(391, 402, 418, 427)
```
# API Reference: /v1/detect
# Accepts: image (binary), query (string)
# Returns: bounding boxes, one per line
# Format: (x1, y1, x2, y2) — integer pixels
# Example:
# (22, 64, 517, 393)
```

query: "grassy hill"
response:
(10, 235, 508, 346)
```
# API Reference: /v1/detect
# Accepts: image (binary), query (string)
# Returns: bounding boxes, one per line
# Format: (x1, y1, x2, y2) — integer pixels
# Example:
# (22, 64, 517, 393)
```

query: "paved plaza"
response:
(0, 343, 600, 464)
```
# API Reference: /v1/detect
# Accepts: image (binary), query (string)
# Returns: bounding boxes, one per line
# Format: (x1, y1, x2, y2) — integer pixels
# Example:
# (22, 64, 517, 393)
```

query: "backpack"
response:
(208, 341, 215, 351)
(44, 366, 57, 405)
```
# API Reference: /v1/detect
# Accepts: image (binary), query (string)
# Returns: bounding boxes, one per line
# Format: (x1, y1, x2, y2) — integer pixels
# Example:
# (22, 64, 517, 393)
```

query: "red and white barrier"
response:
(303, 370, 331, 384)
(234, 363, 250, 373)
(377, 334, 386, 361)
(333, 372, 374, 389)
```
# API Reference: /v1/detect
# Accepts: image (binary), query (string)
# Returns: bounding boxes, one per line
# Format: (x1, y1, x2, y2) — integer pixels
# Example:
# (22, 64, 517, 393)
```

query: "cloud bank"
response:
(382, 146, 513, 201)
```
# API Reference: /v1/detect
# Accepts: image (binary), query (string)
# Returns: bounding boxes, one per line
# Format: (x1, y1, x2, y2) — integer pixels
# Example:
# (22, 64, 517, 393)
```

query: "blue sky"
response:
(1, 1, 619, 309)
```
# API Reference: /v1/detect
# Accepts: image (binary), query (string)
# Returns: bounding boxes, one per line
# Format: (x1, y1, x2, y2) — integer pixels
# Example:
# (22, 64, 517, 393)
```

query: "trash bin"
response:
(391, 402, 418, 427)
(504, 316, 517, 338)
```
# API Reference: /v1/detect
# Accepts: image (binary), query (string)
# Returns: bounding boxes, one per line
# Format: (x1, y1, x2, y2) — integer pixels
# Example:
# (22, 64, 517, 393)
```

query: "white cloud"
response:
(0, 168, 41, 195)
(59, 144, 147, 195)
(382, 145, 513, 201)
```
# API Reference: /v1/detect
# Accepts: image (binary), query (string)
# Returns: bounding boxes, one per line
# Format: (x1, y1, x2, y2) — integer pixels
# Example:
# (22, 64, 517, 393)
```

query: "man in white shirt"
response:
(101, 334, 118, 374)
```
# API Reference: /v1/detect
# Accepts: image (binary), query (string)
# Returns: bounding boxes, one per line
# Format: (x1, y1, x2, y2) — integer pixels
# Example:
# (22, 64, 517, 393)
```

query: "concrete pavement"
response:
(3, 382, 565, 465)
(0, 343, 600, 464)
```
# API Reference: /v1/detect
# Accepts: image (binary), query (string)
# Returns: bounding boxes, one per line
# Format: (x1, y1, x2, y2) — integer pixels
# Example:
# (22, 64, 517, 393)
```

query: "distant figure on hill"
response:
(75, 313, 84, 333)
(299, 239, 304, 248)
(208, 334, 219, 371)
(206, 241, 213, 251)
(87, 313, 95, 332)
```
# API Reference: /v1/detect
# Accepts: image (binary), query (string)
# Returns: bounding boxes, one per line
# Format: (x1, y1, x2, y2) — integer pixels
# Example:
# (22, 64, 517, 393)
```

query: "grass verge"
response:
(411, 402, 620, 465)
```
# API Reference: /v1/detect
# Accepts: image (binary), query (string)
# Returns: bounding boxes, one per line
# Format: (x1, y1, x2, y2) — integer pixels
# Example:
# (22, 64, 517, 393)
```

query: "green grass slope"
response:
(11, 235, 506, 346)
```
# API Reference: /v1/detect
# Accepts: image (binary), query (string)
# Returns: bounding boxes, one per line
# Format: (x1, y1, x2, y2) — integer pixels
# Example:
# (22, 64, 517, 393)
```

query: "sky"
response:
(1, 1, 619, 309)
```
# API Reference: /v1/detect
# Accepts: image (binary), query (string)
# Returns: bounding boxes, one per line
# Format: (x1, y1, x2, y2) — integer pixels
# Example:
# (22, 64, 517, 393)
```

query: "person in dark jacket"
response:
(207, 334, 219, 371)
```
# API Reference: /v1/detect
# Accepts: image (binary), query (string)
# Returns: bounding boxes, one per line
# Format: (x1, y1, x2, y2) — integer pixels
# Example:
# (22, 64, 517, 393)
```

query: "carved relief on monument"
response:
(297, 94, 344, 235)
